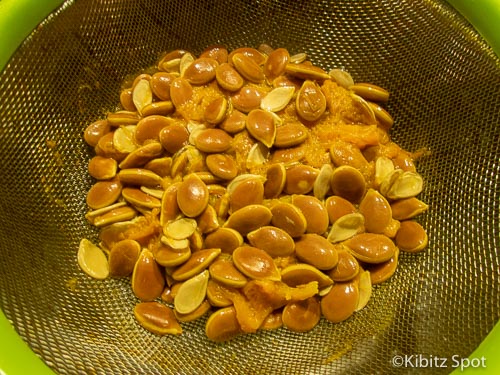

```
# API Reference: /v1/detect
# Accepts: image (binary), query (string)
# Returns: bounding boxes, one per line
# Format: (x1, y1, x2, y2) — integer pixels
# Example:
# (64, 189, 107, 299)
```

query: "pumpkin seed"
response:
(78, 239, 109, 280)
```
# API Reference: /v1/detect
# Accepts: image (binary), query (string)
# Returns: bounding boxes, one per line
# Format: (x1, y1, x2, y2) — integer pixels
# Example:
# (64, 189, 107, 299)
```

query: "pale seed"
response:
(113, 125, 138, 153)
(77, 239, 109, 280)
(313, 164, 334, 200)
(260, 86, 295, 112)
(174, 270, 210, 314)
(327, 212, 365, 243)
(163, 218, 197, 240)
(132, 79, 153, 115)
(328, 68, 354, 88)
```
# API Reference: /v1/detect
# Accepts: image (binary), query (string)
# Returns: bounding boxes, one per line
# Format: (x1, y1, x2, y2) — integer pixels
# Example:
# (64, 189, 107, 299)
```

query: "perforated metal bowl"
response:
(0, 0, 499, 374)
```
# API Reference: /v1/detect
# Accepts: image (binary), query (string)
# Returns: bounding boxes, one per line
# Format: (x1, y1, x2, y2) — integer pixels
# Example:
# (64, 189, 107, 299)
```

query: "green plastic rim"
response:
(0, 0, 498, 374)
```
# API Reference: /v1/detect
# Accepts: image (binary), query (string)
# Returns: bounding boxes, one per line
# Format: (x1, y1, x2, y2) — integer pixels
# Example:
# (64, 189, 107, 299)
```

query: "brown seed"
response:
(141, 101, 175, 117)
(320, 281, 359, 323)
(270, 146, 305, 164)
(390, 197, 429, 220)
(206, 153, 238, 181)
(395, 221, 428, 253)
(204, 227, 244, 254)
(170, 77, 193, 108)
(144, 156, 172, 178)
(232, 246, 281, 281)
(160, 182, 180, 225)
(88, 156, 117, 180)
(197, 204, 220, 234)
(159, 122, 189, 154)
(153, 242, 191, 268)
(224, 204, 273, 236)
(122, 187, 161, 209)
(295, 233, 339, 270)
(132, 249, 165, 301)
(228, 175, 264, 212)
(200, 45, 229, 64)
(329, 139, 370, 169)
(247, 226, 295, 257)
(285, 165, 319, 195)
(193, 128, 233, 153)
(205, 306, 242, 342)
(296, 80, 327, 122)
(84, 119, 111, 147)
(215, 63, 245, 92)
(171, 248, 221, 281)
(365, 249, 399, 284)
(150, 72, 176, 101)
(270, 201, 307, 238)
(330, 165, 366, 204)
(350, 83, 389, 102)
(345, 233, 396, 264)
(92, 205, 137, 227)
(231, 53, 265, 83)
(264, 163, 286, 199)
(264, 47, 290, 81)
(292, 195, 329, 235)
(359, 188, 392, 234)
(118, 168, 163, 187)
(259, 310, 283, 331)
(328, 249, 360, 282)
(220, 110, 247, 134)
(285, 63, 331, 81)
(118, 142, 164, 169)
(209, 257, 248, 288)
(206, 279, 234, 307)
(134, 302, 182, 335)
(120, 88, 136, 111)
(86, 179, 122, 209)
(177, 173, 209, 218)
(229, 47, 266, 66)
(282, 297, 321, 333)
(246, 109, 278, 148)
(106, 110, 141, 127)
(183, 57, 218, 85)
(231, 85, 265, 113)
(280, 263, 333, 289)
(325, 195, 357, 224)
(108, 239, 141, 277)
(134, 115, 172, 144)
(204, 96, 228, 125)
(274, 122, 308, 148)
(95, 131, 128, 161)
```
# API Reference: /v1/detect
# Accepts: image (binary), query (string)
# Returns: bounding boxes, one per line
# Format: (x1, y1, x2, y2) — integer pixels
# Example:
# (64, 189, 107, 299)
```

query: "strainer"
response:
(0, 0, 499, 374)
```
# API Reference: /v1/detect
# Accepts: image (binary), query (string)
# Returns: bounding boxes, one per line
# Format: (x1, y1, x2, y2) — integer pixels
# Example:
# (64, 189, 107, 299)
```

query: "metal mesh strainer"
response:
(0, 0, 499, 374)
